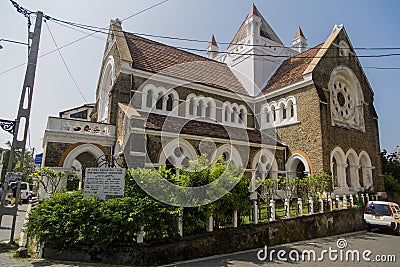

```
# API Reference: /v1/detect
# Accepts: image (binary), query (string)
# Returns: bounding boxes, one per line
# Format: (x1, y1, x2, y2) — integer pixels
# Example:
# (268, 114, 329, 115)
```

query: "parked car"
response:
(364, 201, 400, 235)
(9, 182, 31, 204)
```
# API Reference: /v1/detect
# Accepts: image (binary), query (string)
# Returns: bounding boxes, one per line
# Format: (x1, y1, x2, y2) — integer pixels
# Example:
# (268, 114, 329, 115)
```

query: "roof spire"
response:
(292, 26, 308, 53)
(248, 3, 262, 18)
(208, 34, 218, 49)
(293, 26, 305, 39)
(207, 34, 219, 59)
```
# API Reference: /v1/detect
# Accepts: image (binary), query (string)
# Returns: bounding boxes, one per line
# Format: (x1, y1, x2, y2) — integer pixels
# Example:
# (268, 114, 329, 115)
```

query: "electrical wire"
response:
(45, 21, 88, 103)
(45, 14, 400, 52)
(1, 0, 171, 75)
(44, 17, 400, 59)
(3, 0, 400, 76)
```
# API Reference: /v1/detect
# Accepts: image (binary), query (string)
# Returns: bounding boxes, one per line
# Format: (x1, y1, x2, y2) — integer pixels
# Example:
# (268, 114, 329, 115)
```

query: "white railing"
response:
(46, 117, 115, 137)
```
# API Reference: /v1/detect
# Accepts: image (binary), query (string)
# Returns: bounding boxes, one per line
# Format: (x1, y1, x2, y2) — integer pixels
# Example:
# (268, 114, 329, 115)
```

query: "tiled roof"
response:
(124, 32, 247, 95)
(143, 112, 283, 147)
(263, 44, 323, 93)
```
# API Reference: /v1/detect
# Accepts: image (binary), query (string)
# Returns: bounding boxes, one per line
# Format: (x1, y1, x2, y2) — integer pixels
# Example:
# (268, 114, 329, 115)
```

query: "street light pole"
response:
(5, 11, 43, 244)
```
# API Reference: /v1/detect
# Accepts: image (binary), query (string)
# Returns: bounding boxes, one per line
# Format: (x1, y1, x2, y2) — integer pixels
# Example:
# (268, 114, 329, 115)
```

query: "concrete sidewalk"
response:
(0, 204, 27, 242)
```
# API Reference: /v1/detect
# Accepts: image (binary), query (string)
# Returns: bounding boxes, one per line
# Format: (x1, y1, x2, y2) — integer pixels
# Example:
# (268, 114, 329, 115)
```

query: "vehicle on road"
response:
(364, 201, 400, 235)
(9, 182, 31, 204)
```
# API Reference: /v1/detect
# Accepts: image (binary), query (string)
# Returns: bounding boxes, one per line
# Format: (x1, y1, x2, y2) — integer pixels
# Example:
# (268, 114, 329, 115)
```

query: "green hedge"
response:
(27, 158, 250, 250)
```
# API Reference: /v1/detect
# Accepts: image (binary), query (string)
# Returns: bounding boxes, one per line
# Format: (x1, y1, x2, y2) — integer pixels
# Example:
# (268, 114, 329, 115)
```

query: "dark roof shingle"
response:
(263, 44, 322, 93)
(124, 32, 247, 95)
(143, 112, 283, 146)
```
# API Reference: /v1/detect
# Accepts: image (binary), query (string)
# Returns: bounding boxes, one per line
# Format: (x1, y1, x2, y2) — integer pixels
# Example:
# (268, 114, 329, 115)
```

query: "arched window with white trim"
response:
(98, 56, 115, 123)
(260, 97, 298, 129)
(159, 139, 197, 169)
(146, 89, 153, 108)
(141, 84, 179, 115)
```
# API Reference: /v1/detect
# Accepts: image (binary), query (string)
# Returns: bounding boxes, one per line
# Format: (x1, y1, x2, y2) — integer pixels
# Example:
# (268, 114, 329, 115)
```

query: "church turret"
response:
(292, 26, 308, 53)
(219, 4, 291, 96)
(245, 3, 262, 43)
(206, 35, 219, 59)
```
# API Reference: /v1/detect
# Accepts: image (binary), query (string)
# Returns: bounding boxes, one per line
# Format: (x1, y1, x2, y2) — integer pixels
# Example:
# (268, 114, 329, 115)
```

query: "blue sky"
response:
(0, 0, 399, 154)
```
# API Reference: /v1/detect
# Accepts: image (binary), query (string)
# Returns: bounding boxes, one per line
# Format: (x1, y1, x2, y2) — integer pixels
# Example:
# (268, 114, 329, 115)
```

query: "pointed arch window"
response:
(166, 94, 173, 111)
(146, 90, 153, 108)
(205, 102, 212, 118)
(156, 92, 163, 110)
(189, 98, 194, 116)
(197, 100, 204, 117)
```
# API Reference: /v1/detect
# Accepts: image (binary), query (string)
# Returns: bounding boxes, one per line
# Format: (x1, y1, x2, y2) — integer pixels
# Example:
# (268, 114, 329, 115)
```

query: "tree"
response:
(381, 149, 400, 193)
(296, 173, 333, 200)
(29, 168, 66, 197)
(1, 141, 35, 183)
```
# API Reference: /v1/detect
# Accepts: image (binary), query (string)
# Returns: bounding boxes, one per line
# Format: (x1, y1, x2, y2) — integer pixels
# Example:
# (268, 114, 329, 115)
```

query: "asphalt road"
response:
(163, 231, 400, 267)
(0, 228, 398, 266)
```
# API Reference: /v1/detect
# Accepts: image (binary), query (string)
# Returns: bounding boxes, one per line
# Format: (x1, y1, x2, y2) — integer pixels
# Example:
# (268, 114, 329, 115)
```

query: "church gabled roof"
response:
(123, 32, 247, 95)
(228, 4, 283, 49)
(263, 43, 323, 93)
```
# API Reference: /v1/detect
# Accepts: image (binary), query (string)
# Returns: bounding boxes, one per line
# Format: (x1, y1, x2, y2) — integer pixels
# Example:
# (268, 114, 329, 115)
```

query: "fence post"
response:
(343, 195, 347, 209)
(360, 193, 364, 204)
(284, 198, 290, 218)
(270, 198, 275, 221)
(335, 195, 340, 209)
(137, 226, 144, 243)
(178, 211, 183, 237)
(349, 194, 354, 208)
(319, 197, 324, 213)
(366, 193, 370, 202)
(308, 197, 314, 214)
(328, 196, 333, 211)
(207, 215, 214, 232)
(297, 198, 303, 216)
(233, 210, 238, 228)
(253, 200, 258, 224)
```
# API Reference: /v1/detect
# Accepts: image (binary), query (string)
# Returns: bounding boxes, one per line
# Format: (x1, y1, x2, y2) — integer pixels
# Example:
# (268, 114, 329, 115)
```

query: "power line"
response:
(45, 21, 88, 103)
(44, 14, 400, 52)
(3, 0, 400, 76)
(1, 0, 171, 75)
(43, 16, 400, 59)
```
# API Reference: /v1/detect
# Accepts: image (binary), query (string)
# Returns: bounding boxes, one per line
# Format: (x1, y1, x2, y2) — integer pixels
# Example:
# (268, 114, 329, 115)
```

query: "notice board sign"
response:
(84, 168, 126, 200)
(5, 172, 22, 183)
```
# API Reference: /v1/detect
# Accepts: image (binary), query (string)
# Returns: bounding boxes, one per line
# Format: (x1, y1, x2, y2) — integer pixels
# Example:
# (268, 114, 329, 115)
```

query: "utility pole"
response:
(1, 10, 43, 244)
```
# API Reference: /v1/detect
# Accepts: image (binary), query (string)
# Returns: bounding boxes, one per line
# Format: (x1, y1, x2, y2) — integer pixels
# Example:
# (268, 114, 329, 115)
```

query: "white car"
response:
(364, 201, 400, 235)
(9, 182, 31, 204)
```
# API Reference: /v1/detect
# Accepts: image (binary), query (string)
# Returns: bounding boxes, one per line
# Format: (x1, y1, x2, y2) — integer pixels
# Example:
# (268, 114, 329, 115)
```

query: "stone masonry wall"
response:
(313, 30, 384, 191)
(42, 208, 365, 266)
(273, 85, 324, 174)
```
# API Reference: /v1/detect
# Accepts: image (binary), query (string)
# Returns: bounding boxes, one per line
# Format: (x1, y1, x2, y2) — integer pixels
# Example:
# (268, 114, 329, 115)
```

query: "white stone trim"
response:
(141, 83, 179, 116)
(261, 96, 298, 129)
(286, 153, 310, 180)
(252, 149, 279, 179)
(63, 144, 105, 169)
(158, 138, 197, 166)
(98, 56, 115, 123)
(210, 144, 243, 167)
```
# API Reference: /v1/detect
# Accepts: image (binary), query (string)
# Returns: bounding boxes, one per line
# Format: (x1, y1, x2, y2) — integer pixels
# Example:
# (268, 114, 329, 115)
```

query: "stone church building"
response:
(42, 4, 385, 197)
